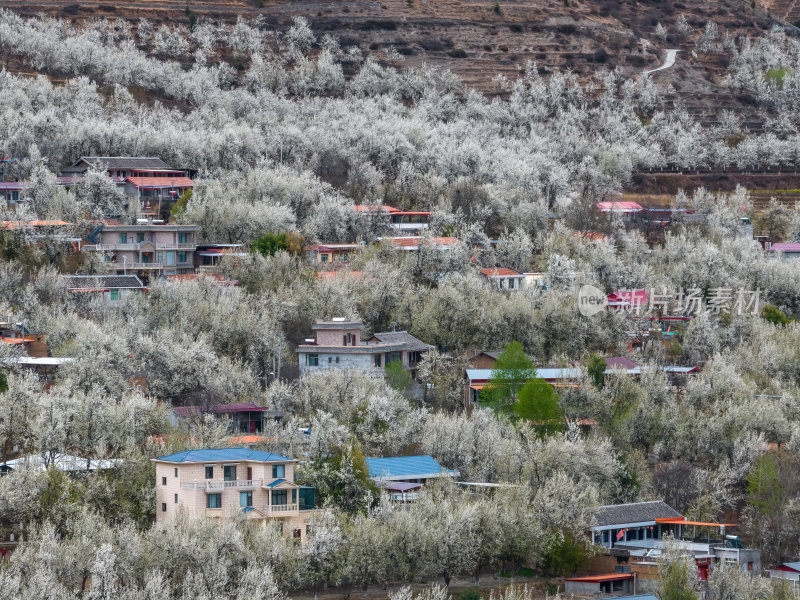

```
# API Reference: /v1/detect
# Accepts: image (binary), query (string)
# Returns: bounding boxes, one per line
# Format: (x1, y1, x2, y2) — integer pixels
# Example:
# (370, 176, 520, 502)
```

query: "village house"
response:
(0, 181, 28, 209)
(60, 274, 146, 305)
(152, 448, 317, 543)
(83, 222, 199, 283)
(768, 242, 800, 260)
(365, 455, 459, 502)
(768, 561, 800, 584)
(479, 267, 526, 291)
(464, 367, 583, 406)
(59, 156, 194, 216)
(169, 403, 284, 435)
(304, 243, 363, 267)
(587, 500, 760, 583)
(194, 243, 248, 270)
(386, 236, 460, 252)
(355, 204, 431, 234)
(296, 319, 432, 379)
(596, 201, 645, 223)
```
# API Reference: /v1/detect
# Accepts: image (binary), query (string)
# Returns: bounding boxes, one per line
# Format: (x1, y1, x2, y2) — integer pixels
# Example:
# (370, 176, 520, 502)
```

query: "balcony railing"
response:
(181, 479, 261, 491)
(264, 503, 298, 514)
(127, 262, 164, 269)
(85, 242, 195, 252)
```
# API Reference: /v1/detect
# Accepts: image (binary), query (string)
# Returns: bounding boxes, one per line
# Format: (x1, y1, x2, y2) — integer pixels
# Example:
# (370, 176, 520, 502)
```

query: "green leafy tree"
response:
(385, 359, 412, 392)
(763, 304, 792, 326)
(586, 353, 606, 390)
(170, 189, 192, 218)
(514, 378, 563, 435)
(480, 341, 536, 414)
(252, 232, 289, 257)
(539, 530, 593, 577)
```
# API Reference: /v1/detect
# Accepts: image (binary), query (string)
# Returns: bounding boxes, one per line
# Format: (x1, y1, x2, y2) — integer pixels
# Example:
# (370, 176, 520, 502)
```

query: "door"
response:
(246, 467, 252, 482)
(224, 465, 236, 481)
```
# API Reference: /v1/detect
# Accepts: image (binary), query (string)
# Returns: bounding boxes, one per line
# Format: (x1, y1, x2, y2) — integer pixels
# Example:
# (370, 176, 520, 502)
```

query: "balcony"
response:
(264, 503, 298, 514)
(127, 262, 165, 270)
(181, 479, 262, 491)
(84, 242, 195, 252)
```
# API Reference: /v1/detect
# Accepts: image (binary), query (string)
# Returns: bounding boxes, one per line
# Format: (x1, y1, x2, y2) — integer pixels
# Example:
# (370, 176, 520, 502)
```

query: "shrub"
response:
(448, 49, 467, 58)
(460, 589, 482, 600)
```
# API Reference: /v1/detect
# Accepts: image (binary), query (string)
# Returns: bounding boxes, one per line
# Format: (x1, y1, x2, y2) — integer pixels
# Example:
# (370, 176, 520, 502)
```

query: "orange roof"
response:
(354, 204, 400, 213)
(480, 267, 522, 277)
(316, 270, 363, 280)
(565, 573, 633, 583)
(1, 220, 70, 230)
(656, 518, 737, 527)
(391, 236, 458, 248)
(166, 273, 237, 285)
(126, 177, 194, 189)
(574, 230, 609, 241)
(1, 335, 38, 343)
(228, 435, 277, 444)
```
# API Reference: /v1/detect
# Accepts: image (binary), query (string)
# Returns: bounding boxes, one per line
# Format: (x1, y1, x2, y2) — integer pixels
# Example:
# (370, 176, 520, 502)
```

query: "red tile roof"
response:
(596, 201, 643, 213)
(391, 236, 458, 248)
(125, 177, 194, 189)
(479, 267, 522, 277)
(1, 220, 70, 230)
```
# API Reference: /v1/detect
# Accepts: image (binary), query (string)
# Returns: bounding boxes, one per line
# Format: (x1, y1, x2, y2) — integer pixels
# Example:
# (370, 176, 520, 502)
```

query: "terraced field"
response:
(0, 0, 782, 94)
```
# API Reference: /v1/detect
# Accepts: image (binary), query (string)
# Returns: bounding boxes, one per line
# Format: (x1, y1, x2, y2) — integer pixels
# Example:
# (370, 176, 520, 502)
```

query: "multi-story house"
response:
(296, 319, 432, 379)
(153, 448, 317, 543)
(354, 205, 431, 235)
(83, 223, 198, 283)
(60, 156, 194, 217)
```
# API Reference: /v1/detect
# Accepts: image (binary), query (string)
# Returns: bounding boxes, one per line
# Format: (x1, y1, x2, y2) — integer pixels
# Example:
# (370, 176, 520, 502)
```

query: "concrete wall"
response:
(316, 327, 361, 346)
(299, 352, 375, 373)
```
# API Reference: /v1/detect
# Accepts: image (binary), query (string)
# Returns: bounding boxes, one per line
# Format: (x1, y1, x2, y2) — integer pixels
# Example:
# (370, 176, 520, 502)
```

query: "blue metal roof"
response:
(365, 455, 458, 481)
(266, 478, 286, 488)
(155, 448, 292, 463)
(779, 562, 800, 572)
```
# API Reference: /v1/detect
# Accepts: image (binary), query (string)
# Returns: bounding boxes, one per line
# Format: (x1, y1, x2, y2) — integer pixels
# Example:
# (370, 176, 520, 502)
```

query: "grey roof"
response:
(311, 320, 365, 330)
(61, 275, 145, 290)
(371, 331, 433, 352)
(594, 500, 682, 528)
(63, 156, 174, 172)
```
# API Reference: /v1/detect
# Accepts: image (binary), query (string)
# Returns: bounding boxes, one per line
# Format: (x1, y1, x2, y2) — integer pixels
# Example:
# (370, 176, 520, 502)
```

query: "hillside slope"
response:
(0, 0, 784, 106)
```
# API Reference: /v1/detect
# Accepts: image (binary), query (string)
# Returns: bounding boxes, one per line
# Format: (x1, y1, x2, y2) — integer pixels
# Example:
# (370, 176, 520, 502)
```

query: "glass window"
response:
(205, 466, 213, 479)
(272, 490, 287, 505)
(162, 477, 167, 486)
(137, 233, 145, 243)
(306, 354, 318, 367)
(174, 493, 178, 504)
(178, 232, 187, 244)
(174, 468, 178, 478)
(374, 354, 381, 367)
(109, 289, 120, 301)
(240, 491, 253, 507)
(293, 529, 301, 539)
(272, 464, 285, 479)
(177, 252, 187, 263)
(157, 252, 163, 263)
(206, 493, 222, 509)
(224, 465, 236, 481)
(119, 233, 127, 244)
(162, 503, 166, 512)
(292, 489, 297, 504)
(166, 252, 175, 266)
(320, 254, 328, 263)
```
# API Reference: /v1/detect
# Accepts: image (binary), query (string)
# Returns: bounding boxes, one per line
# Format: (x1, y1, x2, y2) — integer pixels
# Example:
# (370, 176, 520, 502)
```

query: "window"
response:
(335, 356, 340, 363)
(272, 464, 285, 479)
(174, 468, 178, 478)
(156, 252, 163, 263)
(374, 354, 381, 367)
(206, 493, 222, 509)
(177, 252, 187, 263)
(136, 233, 145, 243)
(320, 254, 328, 263)
(109, 289, 120, 301)
(272, 490, 287, 505)
(162, 503, 166, 512)
(119, 233, 128, 244)
(306, 354, 318, 367)
(166, 252, 175, 266)
(178, 232, 187, 244)
(328, 356, 332, 363)
(224, 465, 236, 481)
(162, 476, 167, 486)
(205, 466, 213, 479)
(291, 489, 297, 504)
(174, 493, 178, 504)
(293, 529, 301, 539)
(240, 491, 253, 507)
(306, 525, 312, 537)
(343, 334, 347, 346)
